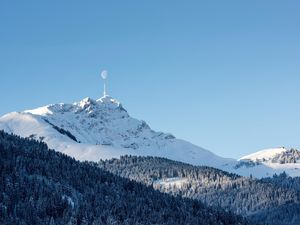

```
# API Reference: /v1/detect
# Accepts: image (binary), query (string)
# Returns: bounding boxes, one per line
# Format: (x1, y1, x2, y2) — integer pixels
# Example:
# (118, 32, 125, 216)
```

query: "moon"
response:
(101, 70, 108, 80)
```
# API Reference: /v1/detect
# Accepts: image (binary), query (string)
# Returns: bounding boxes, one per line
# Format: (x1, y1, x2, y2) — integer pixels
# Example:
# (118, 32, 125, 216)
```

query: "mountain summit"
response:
(0, 95, 234, 169)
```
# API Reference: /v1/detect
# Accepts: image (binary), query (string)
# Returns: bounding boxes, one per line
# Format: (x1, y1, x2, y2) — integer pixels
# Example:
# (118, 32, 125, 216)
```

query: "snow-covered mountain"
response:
(240, 147, 300, 163)
(1, 95, 300, 177)
(0, 95, 234, 169)
(236, 147, 300, 177)
(240, 147, 288, 162)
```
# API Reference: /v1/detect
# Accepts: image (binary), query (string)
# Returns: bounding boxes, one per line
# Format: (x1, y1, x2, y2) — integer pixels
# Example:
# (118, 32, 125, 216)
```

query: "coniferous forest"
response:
(98, 156, 300, 225)
(0, 131, 250, 225)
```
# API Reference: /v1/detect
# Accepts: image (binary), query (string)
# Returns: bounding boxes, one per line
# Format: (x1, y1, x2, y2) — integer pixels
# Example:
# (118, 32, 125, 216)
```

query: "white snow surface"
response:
(1, 95, 300, 178)
(239, 147, 287, 161)
(153, 177, 189, 188)
(237, 147, 300, 177)
(0, 96, 233, 169)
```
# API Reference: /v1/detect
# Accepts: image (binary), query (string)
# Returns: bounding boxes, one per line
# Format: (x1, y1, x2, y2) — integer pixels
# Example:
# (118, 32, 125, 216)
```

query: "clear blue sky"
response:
(1, 1, 300, 159)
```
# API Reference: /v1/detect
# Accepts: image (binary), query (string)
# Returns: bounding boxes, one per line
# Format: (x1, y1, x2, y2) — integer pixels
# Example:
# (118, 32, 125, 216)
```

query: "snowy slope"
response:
(0, 95, 234, 169)
(240, 147, 287, 161)
(1, 95, 300, 177)
(235, 147, 300, 177)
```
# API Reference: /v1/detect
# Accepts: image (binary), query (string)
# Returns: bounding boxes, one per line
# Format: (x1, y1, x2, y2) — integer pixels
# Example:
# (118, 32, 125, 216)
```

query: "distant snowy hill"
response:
(240, 147, 288, 162)
(0, 95, 234, 169)
(1, 95, 300, 178)
(240, 147, 300, 163)
(236, 147, 300, 177)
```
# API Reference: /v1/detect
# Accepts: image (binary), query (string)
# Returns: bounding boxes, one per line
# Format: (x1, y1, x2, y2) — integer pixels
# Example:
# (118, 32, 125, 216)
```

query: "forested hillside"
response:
(0, 131, 250, 225)
(98, 156, 300, 225)
(262, 172, 300, 192)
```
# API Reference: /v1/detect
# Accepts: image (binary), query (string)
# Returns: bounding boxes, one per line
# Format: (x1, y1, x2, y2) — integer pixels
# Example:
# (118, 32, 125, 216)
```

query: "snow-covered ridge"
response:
(24, 95, 135, 146)
(236, 147, 300, 177)
(0, 95, 233, 169)
(239, 147, 287, 162)
(240, 147, 300, 164)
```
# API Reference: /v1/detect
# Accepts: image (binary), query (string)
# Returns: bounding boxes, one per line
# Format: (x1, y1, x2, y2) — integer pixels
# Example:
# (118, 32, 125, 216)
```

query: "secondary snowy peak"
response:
(240, 147, 300, 164)
(239, 147, 287, 162)
(234, 147, 300, 177)
(0, 96, 233, 169)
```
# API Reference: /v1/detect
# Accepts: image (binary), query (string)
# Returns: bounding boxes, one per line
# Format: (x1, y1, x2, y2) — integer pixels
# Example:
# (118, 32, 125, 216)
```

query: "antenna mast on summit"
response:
(101, 70, 108, 97)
